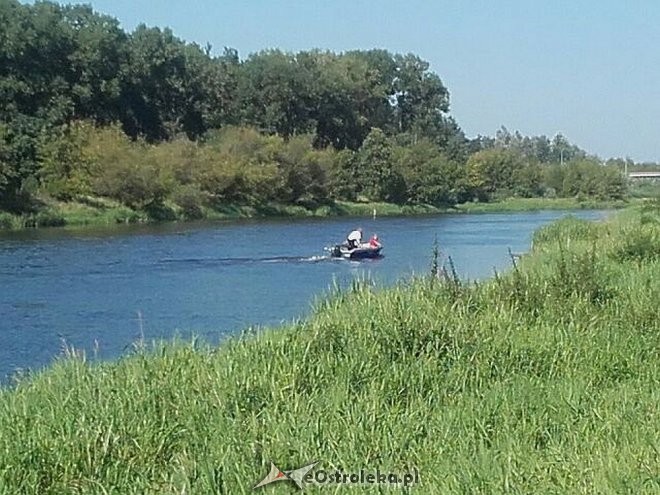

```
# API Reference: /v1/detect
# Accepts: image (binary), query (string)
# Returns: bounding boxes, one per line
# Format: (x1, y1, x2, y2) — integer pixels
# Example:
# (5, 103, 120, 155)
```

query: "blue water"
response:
(0, 210, 609, 381)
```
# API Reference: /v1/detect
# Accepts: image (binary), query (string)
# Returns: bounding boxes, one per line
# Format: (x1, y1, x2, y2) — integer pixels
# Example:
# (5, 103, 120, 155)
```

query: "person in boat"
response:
(346, 228, 363, 249)
(369, 234, 381, 248)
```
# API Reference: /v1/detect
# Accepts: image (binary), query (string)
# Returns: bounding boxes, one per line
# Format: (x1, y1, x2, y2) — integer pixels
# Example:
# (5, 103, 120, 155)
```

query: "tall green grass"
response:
(454, 196, 632, 213)
(0, 198, 445, 231)
(0, 208, 658, 493)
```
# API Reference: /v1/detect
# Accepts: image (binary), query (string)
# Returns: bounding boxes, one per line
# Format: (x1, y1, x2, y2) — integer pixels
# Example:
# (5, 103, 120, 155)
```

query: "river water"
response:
(0, 210, 609, 381)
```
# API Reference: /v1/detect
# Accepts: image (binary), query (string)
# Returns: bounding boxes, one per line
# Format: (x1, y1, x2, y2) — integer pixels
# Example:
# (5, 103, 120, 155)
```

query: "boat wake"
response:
(158, 254, 332, 267)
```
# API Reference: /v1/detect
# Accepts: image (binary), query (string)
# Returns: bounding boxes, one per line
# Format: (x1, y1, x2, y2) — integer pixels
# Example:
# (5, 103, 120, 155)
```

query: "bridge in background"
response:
(628, 171, 660, 179)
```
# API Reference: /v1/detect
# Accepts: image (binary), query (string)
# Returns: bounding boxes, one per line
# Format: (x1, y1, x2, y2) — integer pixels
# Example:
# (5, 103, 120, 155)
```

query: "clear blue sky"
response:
(48, 0, 660, 162)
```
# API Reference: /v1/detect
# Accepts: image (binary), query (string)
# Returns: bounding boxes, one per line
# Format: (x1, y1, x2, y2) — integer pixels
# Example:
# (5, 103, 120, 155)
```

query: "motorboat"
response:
(327, 243, 383, 260)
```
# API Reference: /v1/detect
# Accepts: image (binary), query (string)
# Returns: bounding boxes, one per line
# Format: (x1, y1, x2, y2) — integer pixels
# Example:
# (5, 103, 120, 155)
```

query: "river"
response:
(0, 210, 609, 381)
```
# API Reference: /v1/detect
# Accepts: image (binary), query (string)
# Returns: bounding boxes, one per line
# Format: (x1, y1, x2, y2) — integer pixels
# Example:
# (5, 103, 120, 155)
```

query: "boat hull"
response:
(329, 245, 382, 259)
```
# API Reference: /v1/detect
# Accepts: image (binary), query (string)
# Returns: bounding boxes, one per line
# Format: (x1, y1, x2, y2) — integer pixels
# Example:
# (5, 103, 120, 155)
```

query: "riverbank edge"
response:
(0, 196, 633, 231)
(452, 196, 633, 213)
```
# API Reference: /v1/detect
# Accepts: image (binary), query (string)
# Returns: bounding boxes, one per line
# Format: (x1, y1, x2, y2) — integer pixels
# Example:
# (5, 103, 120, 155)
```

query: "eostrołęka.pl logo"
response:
(254, 461, 319, 490)
(254, 461, 419, 490)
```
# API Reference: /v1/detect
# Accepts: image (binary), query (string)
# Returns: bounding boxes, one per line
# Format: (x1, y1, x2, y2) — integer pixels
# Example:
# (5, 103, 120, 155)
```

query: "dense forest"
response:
(0, 0, 636, 224)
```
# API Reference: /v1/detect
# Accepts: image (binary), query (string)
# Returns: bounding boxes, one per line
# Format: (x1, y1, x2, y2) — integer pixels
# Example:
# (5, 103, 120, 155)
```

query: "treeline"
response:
(34, 124, 626, 220)
(0, 0, 628, 218)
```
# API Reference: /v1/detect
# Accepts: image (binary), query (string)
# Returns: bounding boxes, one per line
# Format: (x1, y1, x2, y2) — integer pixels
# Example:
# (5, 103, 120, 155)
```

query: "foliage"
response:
(37, 121, 95, 200)
(394, 139, 468, 205)
(612, 224, 660, 262)
(559, 159, 626, 201)
(84, 126, 173, 209)
(466, 148, 524, 200)
(0, 116, 43, 211)
(532, 216, 604, 246)
(356, 128, 406, 203)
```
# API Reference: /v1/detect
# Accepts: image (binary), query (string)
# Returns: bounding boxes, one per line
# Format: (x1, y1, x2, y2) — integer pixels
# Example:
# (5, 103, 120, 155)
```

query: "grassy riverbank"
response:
(0, 197, 448, 230)
(0, 196, 628, 231)
(453, 196, 633, 213)
(0, 204, 659, 493)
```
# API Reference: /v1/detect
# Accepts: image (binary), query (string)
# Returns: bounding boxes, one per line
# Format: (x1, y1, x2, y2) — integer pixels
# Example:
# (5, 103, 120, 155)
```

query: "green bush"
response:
(533, 216, 603, 247)
(0, 212, 19, 229)
(111, 207, 144, 224)
(22, 210, 66, 228)
(172, 184, 206, 219)
(612, 225, 660, 262)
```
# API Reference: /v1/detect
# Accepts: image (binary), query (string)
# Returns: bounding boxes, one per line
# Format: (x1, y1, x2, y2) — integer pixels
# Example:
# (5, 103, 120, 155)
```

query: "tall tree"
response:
(203, 47, 241, 129)
(62, 4, 126, 123)
(466, 148, 526, 200)
(393, 53, 450, 139)
(120, 25, 215, 140)
(357, 128, 405, 203)
(394, 139, 468, 205)
(238, 50, 315, 138)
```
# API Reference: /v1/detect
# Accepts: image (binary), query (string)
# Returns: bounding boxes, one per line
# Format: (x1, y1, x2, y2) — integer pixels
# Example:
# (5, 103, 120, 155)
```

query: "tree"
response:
(298, 50, 370, 150)
(0, 0, 74, 121)
(202, 47, 241, 129)
(0, 116, 43, 211)
(393, 53, 449, 135)
(37, 120, 94, 199)
(512, 162, 543, 197)
(550, 133, 586, 164)
(466, 148, 526, 200)
(120, 25, 221, 141)
(62, 4, 127, 123)
(543, 164, 565, 197)
(237, 50, 315, 138)
(562, 159, 627, 200)
(394, 140, 467, 205)
(357, 128, 405, 203)
(327, 149, 358, 201)
(597, 165, 627, 200)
